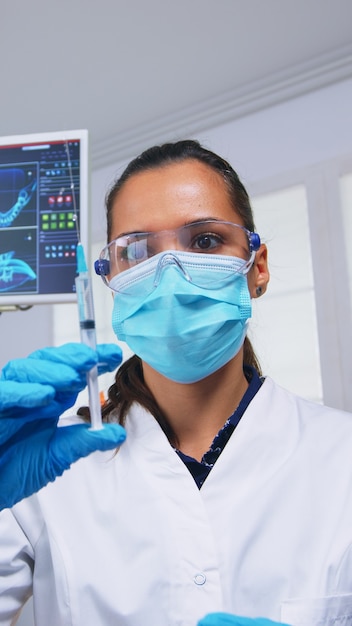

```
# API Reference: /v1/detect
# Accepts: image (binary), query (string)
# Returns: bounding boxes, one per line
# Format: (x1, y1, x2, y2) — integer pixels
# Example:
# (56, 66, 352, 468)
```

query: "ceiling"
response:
(1, 0, 352, 168)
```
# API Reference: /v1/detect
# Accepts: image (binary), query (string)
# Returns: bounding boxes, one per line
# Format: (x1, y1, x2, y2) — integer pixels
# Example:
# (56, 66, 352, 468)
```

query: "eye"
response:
(126, 240, 148, 262)
(118, 239, 148, 265)
(191, 232, 223, 251)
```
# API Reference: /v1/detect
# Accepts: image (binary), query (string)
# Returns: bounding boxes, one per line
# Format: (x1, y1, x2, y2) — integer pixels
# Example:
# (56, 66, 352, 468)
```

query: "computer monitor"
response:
(0, 129, 89, 307)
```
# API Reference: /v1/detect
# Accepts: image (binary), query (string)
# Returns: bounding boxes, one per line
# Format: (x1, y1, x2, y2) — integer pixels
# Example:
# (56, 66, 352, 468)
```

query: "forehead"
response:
(109, 159, 240, 237)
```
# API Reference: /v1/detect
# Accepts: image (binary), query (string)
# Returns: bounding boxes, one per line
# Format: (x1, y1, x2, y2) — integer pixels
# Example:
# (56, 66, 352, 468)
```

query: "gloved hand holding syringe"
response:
(75, 242, 103, 430)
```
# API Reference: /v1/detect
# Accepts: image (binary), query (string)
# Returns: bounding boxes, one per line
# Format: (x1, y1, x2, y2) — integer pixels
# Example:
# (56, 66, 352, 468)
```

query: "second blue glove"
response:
(198, 614, 290, 626)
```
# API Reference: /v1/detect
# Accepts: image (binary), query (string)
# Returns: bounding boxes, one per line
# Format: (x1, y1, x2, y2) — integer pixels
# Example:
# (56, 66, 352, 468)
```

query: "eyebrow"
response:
(115, 217, 228, 239)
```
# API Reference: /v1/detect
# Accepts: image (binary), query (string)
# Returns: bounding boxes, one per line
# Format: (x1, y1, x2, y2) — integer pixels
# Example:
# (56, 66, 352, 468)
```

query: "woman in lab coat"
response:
(1, 140, 352, 626)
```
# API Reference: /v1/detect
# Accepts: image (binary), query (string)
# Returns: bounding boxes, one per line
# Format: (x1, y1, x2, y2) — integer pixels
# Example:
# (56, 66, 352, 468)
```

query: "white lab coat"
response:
(1, 377, 352, 626)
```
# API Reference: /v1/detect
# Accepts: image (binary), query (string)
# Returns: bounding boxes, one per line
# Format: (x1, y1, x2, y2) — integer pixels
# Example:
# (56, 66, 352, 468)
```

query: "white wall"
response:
(0, 305, 53, 369)
(90, 77, 352, 245)
(196, 78, 352, 184)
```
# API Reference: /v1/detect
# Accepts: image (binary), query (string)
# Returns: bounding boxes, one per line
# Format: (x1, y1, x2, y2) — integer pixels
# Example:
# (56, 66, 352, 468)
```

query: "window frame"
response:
(248, 155, 352, 411)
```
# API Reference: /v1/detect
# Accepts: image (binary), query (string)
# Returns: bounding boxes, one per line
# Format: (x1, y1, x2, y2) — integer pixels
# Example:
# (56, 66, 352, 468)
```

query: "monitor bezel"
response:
(0, 128, 89, 307)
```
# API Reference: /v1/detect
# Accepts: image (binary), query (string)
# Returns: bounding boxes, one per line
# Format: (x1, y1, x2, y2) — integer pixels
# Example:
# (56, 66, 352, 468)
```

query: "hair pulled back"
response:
(80, 140, 261, 435)
(105, 139, 256, 240)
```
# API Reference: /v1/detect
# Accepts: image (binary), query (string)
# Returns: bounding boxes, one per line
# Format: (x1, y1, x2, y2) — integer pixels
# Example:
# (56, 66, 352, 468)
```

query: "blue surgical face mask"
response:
(111, 251, 252, 384)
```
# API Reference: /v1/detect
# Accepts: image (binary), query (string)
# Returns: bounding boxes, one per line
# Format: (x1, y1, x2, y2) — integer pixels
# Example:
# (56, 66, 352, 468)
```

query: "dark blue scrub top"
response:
(175, 366, 263, 488)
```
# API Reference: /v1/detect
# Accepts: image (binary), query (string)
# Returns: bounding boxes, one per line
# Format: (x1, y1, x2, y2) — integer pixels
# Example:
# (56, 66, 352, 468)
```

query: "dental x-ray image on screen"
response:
(0, 129, 89, 306)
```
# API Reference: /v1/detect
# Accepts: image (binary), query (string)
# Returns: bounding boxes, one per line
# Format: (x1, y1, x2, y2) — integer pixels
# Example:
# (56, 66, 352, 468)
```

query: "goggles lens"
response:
(95, 220, 260, 292)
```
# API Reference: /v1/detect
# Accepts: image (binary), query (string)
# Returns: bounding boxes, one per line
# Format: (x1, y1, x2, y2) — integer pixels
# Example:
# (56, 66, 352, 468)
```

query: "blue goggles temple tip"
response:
(94, 258, 110, 276)
(250, 232, 261, 251)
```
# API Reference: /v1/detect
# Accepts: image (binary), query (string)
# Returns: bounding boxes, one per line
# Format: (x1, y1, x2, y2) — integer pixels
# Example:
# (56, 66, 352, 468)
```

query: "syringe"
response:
(75, 243, 103, 431)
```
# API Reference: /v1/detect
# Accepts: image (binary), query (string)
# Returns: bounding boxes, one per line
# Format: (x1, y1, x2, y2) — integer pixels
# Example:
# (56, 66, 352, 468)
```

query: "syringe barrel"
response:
(75, 273, 95, 325)
(80, 325, 97, 351)
(86, 366, 102, 430)
(75, 273, 102, 430)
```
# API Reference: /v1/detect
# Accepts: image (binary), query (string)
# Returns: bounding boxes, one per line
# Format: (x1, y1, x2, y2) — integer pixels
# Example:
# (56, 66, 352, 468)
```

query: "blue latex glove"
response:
(0, 343, 126, 510)
(198, 615, 289, 626)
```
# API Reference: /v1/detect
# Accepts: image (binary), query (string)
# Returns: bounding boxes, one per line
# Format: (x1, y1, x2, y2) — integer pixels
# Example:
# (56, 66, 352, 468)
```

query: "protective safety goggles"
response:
(94, 219, 261, 292)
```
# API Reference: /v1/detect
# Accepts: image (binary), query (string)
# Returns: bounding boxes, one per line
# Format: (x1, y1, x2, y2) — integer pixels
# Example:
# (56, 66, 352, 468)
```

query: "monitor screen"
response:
(0, 129, 89, 306)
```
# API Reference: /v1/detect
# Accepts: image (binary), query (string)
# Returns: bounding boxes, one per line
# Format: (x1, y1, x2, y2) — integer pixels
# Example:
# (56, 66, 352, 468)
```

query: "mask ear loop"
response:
(240, 249, 256, 275)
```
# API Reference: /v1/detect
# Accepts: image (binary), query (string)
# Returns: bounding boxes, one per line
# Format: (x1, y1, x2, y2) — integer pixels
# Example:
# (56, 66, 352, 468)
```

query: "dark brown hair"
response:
(80, 140, 261, 434)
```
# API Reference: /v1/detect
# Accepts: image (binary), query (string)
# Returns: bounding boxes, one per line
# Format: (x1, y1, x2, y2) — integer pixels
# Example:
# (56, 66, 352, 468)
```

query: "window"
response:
(340, 172, 352, 312)
(249, 185, 322, 402)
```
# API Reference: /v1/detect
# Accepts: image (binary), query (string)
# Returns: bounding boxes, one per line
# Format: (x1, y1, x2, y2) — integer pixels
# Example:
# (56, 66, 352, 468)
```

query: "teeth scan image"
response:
(0, 167, 37, 293)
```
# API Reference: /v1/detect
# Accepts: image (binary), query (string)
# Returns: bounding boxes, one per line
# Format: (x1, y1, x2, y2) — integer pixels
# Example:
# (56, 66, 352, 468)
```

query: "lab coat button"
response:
(194, 573, 206, 585)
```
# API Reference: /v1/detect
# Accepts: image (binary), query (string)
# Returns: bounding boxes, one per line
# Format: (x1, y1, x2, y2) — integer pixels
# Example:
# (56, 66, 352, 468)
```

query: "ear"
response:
(247, 244, 270, 298)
